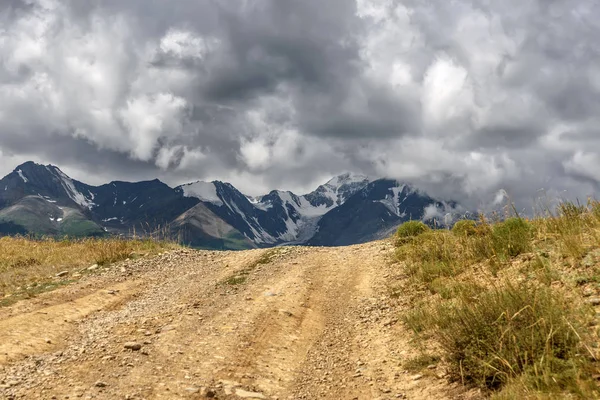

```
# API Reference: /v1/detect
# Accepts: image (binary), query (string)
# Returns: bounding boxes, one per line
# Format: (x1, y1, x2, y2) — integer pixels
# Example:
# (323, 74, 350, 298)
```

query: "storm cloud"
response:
(0, 0, 599, 210)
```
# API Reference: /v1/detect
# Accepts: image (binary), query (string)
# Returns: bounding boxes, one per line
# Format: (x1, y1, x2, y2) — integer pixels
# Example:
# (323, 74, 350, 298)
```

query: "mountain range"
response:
(0, 162, 454, 249)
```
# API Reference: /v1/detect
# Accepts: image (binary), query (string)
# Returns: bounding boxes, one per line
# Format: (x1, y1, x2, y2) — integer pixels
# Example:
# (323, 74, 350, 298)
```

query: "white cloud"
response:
(421, 55, 474, 132)
(159, 29, 217, 60)
(119, 93, 187, 161)
(564, 152, 600, 183)
(239, 138, 271, 170)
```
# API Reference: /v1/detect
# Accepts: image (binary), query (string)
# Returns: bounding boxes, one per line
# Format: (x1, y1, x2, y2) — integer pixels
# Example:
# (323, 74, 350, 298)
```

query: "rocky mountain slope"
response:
(0, 162, 455, 248)
(307, 179, 444, 246)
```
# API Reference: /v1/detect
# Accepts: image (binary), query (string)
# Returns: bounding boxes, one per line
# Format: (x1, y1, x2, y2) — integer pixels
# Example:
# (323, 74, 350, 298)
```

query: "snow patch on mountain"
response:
(376, 184, 411, 216)
(16, 169, 28, 183)
(253, 201, 273, 211)
(318, 185, 338, 204)
(180, 181, 223, 206)
(247, 195, 274, 213)
(296, 197, 334, 216)
(258, 173, 370, 219)
(228, 200, 275, 244)
(272, 192, 302, 242)
(259, 191, 327, 241)
(315, 173, 371, 206)
(325, 172, 369, 188)
(274, 191, 331, 218)
(246, 195, 261, 204)
(243, 174, 371, 243)
(42, 196, 57, 204)
(249, 216, 276, 244)
(50, 167, 96, 209)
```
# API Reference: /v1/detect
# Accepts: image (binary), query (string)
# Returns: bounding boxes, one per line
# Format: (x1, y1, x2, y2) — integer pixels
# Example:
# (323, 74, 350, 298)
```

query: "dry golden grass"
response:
(394, 200, 600, 399)
(0, 236, 179, 299)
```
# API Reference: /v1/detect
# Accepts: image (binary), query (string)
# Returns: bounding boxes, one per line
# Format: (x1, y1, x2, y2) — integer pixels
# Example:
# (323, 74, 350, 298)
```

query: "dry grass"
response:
(394, 200, 600, 399)
(0, 236, 179, 299)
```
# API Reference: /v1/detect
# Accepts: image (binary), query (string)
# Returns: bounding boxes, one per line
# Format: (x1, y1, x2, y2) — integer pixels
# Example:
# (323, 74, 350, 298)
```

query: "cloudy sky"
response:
(0, 0, 599, 210)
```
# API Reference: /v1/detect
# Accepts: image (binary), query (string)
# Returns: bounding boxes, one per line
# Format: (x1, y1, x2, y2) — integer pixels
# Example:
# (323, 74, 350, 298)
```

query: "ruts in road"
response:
(0, 240, 476, 399)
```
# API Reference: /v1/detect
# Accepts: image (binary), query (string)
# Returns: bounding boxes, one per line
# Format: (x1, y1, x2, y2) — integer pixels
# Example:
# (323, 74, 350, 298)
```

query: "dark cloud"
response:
(0, 0, 599, 208)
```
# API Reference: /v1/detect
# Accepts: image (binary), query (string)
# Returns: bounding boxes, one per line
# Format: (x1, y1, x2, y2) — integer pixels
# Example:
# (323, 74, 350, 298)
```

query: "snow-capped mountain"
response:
(0, 162, 104, 237)
(0, 161, 97, 210)
(0, 162, 456, 249)
(307, 179, 444, 246)
(176, 173, 371, 245)
(304, 173, 371, 210)
(0, 162, 199, 238)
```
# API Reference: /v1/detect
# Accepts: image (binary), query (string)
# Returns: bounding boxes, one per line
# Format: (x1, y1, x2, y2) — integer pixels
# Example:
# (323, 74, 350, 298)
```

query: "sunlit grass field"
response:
(0, 236, 179, 304)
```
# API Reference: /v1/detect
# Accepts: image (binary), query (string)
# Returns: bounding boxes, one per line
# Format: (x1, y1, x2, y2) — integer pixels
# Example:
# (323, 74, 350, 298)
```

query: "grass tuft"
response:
(403, 353, 441, 373)
(396, 220, 430, 245)
(220, 248, 282, 287)
(452, 219, 478, 237)
(492, 217, 533, 259)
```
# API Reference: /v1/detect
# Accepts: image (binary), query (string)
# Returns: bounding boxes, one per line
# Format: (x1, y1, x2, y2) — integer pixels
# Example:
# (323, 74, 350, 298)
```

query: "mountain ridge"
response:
(0, 161, 456, 249)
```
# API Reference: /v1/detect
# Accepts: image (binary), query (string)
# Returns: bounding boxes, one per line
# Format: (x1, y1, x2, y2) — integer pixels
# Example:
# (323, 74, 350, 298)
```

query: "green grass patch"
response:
(396, 220, 430, 245)
(452, 219, 477, 237)
(402, 303, 439, 335)
(396, 231, 471, 286)
(255, 248, 280, 265)
(403, 353, 441, 373)
(220, 249, 282, 287)
(223, 275, 247, 286)
(59, 215, 105, 237)
(492, 217, 534, 259)
(428, 277, 484, 300)
(0, 279, 73, 307)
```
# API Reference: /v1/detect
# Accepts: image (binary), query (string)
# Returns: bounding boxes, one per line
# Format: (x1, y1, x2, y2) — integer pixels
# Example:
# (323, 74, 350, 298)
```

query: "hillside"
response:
(391, 203, 600, 399)
(0, 201, 599, 399)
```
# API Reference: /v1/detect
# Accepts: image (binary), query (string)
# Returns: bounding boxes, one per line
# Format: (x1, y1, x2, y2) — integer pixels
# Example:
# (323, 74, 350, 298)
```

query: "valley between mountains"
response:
(0, 240, 478, 400)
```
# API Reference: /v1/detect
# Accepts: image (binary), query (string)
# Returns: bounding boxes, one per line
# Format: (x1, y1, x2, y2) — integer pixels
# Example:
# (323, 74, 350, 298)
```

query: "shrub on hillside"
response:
(396, 220, 430, 245)
(397, 226, 497, 285)
(451, 220, 477, 236)
(492, 217, 533, 258)
(433, 284, 588, 392)
(399, 231, 464, 283)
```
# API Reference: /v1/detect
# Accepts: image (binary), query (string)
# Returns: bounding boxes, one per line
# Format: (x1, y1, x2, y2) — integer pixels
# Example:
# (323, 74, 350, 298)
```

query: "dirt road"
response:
(0, 240, 470, 399)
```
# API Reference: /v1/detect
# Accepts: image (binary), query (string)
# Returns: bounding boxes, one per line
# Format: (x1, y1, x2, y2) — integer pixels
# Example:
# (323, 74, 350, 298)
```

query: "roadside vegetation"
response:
(221, 248, 282, 286)
(394, 201, 600, 399)
(0, 236, 178, 305)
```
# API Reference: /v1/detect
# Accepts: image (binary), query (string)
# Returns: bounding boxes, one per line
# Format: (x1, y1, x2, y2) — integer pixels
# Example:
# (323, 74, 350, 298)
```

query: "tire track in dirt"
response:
(0, 280, 142, 364)
(0, 242, 475, 400)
